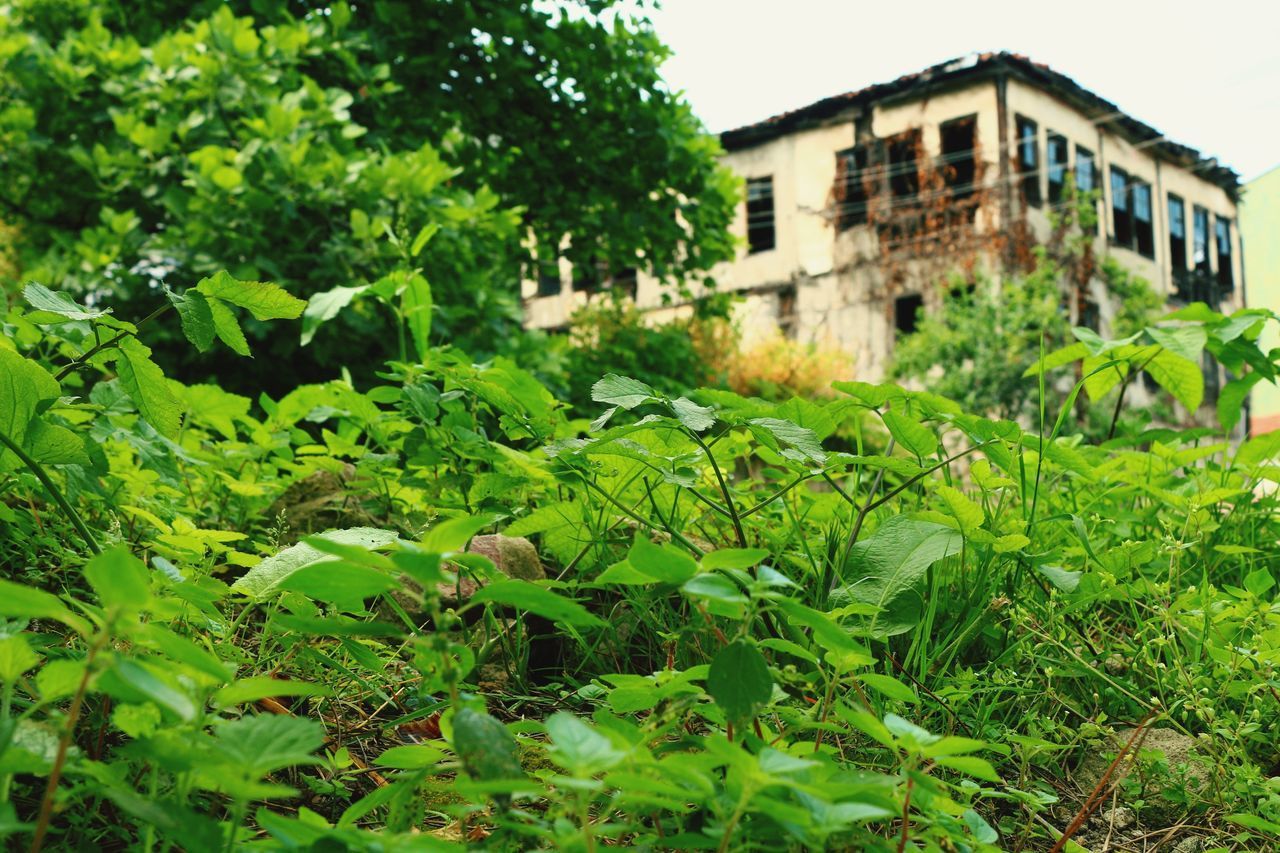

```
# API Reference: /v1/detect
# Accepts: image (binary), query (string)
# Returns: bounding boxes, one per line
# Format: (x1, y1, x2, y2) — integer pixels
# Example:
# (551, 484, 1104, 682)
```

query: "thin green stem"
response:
(0, 428, 100, 555)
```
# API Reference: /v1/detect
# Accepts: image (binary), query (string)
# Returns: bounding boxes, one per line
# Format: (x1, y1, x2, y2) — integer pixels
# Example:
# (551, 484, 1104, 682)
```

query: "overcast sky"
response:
(645, 0, 1280, 182)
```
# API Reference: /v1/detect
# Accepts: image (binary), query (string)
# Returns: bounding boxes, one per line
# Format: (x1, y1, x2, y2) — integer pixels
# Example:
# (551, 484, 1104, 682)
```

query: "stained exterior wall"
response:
(522, 64, 1243, 389)
(1242, 166, 1280, 434)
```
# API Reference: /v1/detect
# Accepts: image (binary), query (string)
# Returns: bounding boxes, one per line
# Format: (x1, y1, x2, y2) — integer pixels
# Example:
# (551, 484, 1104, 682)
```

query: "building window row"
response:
(534, 257, 638, 298)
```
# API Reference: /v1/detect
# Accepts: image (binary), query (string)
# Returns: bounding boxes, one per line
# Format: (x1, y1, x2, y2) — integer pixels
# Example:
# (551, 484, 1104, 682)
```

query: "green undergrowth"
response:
(1, 279, 1279, 852)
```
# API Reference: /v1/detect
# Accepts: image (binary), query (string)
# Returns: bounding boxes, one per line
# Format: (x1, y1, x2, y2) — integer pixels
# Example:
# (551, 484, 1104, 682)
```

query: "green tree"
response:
(0, 0, 738, 391)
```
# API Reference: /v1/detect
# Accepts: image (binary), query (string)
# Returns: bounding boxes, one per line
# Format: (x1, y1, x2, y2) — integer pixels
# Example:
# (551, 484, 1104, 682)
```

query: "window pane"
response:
(1076, 147, 1095, 193)
(1168, 196, 1185, 238)
(746, 177, 776, 253)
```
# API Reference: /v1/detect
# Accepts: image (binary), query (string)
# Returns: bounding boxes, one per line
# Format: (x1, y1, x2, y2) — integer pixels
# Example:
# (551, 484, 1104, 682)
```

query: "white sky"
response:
(646, 0, 1280, 182)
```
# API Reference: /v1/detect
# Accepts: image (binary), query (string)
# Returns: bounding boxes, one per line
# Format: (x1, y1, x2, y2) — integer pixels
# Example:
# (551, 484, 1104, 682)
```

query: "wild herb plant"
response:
(1, 280, 1279, 851)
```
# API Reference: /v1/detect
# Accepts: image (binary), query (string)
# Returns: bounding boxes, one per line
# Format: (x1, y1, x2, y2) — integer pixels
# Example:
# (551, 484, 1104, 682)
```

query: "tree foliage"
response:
(0, 0, 738, 390)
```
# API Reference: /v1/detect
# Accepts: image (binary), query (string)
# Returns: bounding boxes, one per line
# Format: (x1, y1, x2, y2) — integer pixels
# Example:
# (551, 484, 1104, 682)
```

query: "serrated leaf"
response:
(628, 538, 698, 584)
(707, 640, 773, 723)
(591, 374, 655, 410)
(1145, 349, 1204, 411)
(545, 712, 624, 775)
(25, 420, 89, 466)
(84, 546, 151, 613)
(195, 271, 305, 320)
(206, 297, 250, 356)
(231, 528, 401, 599)
(276, 561, 400, 607)
(114, 337, 182, 438)
(748, 417, 827, 463)
(300, 285, 367, 346)
(1218, 372, 1260, 432)
(0, 349, 60, 471)
(835, 517, 961, 638)
(23, 283, 109, 322)
(1147, 324, 1207, 362)
(933, 485, 983, 535)
(670, 396, 714, 432)
(882, 409, 937, 458)
(0, 636, 39, 682)
(169, 289, 216, 352)
(1036, 564, 1081, 592)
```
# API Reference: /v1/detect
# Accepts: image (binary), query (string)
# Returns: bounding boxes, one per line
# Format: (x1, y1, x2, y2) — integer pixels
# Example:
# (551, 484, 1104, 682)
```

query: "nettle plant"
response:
(1, 280, 1279, 852)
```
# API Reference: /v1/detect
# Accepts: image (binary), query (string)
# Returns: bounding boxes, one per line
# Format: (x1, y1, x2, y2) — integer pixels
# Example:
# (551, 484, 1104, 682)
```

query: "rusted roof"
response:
(719, 52, 1239, 198)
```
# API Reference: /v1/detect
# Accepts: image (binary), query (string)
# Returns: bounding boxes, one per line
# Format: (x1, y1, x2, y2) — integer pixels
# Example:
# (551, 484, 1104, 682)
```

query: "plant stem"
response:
(29, 634, 107, 853)
(54, 302, 172, 381)
(0, 428, 100, 555)
(689, 431, 746, 548)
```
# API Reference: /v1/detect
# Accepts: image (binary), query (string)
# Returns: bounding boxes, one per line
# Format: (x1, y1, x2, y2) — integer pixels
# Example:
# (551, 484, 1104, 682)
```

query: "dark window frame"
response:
(1074, 145, 1096, 195)
(887, 128, 922, 204)
(834, 145, 872, 230)
(1168, 194, 1187, 293)
(536, 257, 562, 296)
(1046, 131, 1069, 206)
(1215, 215, 1234, 290)
(1131, 179, 1154, 258)
(939, 114, 978, 202)
(1109, 166, 1132, 247)
(1192, 205, 1211, 274)
(1015, 114, 1041, 207)
(894, 292, 924, 336)
(746, 176, 776, 254)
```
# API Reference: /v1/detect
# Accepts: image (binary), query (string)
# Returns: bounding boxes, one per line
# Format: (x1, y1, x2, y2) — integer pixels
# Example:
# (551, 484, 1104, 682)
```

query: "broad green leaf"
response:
(420, 514, 496, 553)
(25, 420, 89, 466)
(628, 538, 698, 584)
(169, 289, 216, 352)
(0, 636, 39, 682)
(1218, 373, 1260, 432)
(36, 660, 86, 701)
(1082, 354, 1126, 400)
(545, 712, 624, 775)
(835, 517, 961, 638)
(196, 271, 305, 320)
(1225, 813, 1280, 837)
(748, 417, 827, 463)
(591, 374, 655, 410)
(453, 708, 524, 786)
(101, 659, 196, 721)
(231, 528, 401, 599)
(301, 285, 367, 346)
(409, 222, 440, 258)
(680, 574, 747, 617)
(1144, 349, 1204, 411)
(832, 381, 905, 408)
(0, 349, 59, 471)
(84, 546, 152, 613)
(23, 283, 109, 322)
(707, 640, 773, 723)
(469, 580, 604, 627)
(400, 272, 433, 361)
(1021, 341, 1089, 377)
(212, 714, 325, 777)
(375, 744, 446, 770)
(933, 485, 983, 535)
(670, 396, 714, 432)
(214, 678, 331, 709)
(114, 337, 182, 438)
(177, 384, 251, 440)
(1146, 324, 1207, 362)
(1036, 564, 1081, 592)
(206, 297, 250, 356)
(276, 561, 400, 607)
(774, 600, 872, 663)
(857, 672, 917, 703)
(883, 712, 938, 747)
(0, 579, 88, 635)
(881, 410, 937, 458)
(935, 755, 1001, 782)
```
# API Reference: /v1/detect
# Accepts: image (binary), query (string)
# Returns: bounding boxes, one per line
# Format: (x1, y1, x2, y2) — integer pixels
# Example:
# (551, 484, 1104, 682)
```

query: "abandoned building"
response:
(522, 51, 1244, 389)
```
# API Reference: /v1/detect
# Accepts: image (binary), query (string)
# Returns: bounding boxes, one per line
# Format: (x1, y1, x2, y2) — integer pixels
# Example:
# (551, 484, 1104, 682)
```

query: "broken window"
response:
(1168, 195, 1187, 293)
(537, 258, 562, 296)
(1215, 216, 1233, 290)
(612, 266, 638, 300)
(834, 145, 872, 230)
(1046, 131, 1068, 205)
(1109, 166, 1132, 247)
(1132, 180, 1154, 258)
(1193, 205, 1211, 274)
(887, 129, 921, 203)
(746, 176, 776, 253)
(894, 292, 924, 336)
(1015, 115, 1040, 207)
(1075, 145, 1096, 194)
(939, 115, 977, 201)
(573, 257, 605, 292)
(778, 286, 797, 339)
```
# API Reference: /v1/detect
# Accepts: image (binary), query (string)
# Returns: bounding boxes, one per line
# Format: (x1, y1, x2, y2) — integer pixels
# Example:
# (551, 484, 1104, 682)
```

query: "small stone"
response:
(1100, 805, 1135, 830)
(1170, 838, 1204, 853)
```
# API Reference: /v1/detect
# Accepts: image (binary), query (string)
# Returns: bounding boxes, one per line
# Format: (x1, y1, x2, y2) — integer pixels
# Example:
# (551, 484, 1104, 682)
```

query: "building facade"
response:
(523, 53, 1243, 386)
(1242, 165, 1280, 434)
